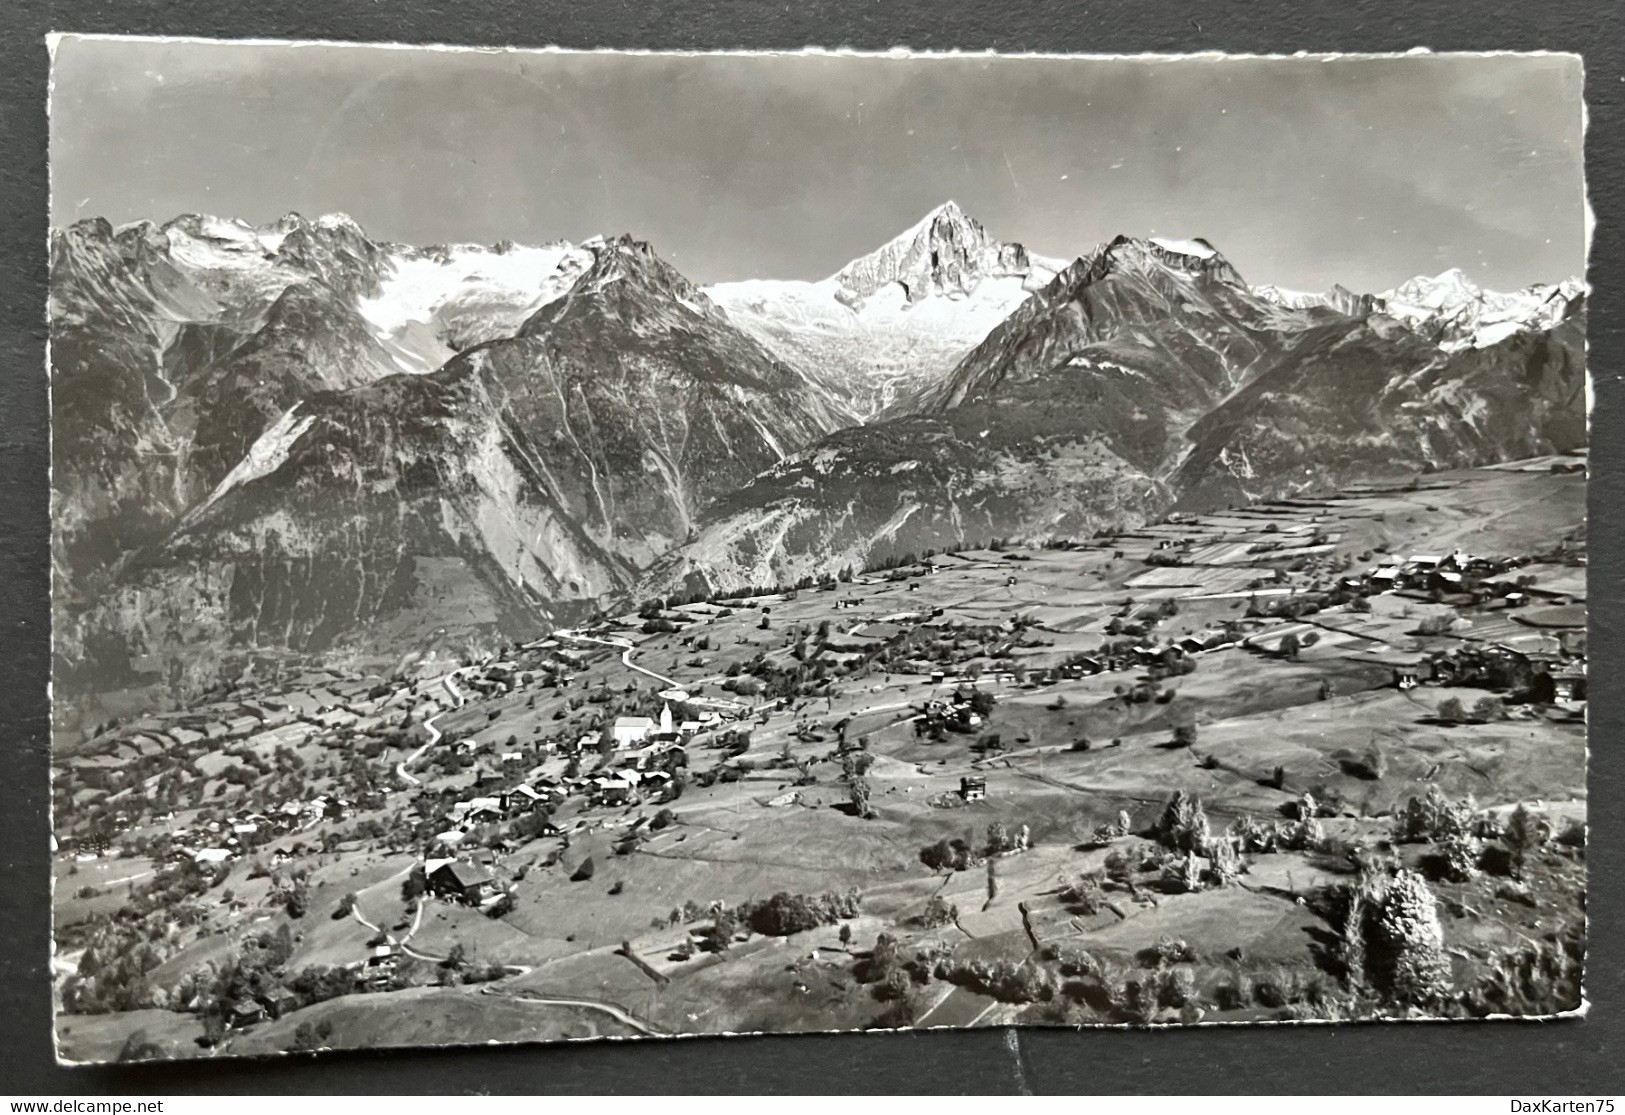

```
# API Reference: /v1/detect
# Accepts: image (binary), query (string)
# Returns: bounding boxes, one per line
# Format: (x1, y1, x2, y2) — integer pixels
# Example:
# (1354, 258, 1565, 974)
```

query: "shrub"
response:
(1060, 872, 1106, 915)
(1159, 852, 1203, 894)
(289, 1018, 335, 1053)
(1149, 936, 1197, 966)
(1439, 831, 1481, 882)
(914, 895, 958, 929)
(920, 837, 980, 873)
(741, 889, 861, 936)
(1436, 697, 1467, 723)
(1394, 787, 1477, 845)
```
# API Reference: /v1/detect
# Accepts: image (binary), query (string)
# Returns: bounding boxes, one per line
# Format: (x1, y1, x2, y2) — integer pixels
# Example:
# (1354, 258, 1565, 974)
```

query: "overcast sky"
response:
(50, 38, 1586, 293)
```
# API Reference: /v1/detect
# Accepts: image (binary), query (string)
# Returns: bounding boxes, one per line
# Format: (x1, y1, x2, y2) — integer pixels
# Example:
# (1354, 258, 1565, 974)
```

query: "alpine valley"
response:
(51, 203, 1587, 710)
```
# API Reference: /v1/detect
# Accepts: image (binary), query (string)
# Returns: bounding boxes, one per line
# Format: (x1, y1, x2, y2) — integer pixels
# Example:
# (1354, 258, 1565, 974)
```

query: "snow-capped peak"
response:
(1376, 268, 1584, 352)
(1148, 236, 1218, 260)
(829, 201, 1058, 305)
(357, 238, 595, 370)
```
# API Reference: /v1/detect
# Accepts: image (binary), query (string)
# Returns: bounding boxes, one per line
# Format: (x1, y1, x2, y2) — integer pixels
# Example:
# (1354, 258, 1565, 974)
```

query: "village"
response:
(51, 455, 1588, 1060)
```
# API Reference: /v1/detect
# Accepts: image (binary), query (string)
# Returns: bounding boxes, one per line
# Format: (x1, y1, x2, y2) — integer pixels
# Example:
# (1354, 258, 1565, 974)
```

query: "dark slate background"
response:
(1, 0, 1620, 1094)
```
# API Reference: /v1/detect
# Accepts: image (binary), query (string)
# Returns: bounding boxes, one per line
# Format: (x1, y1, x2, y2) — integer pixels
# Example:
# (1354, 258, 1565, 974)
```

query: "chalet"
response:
(229, 999, 266, 1028)
(1178, 630, 1228, 654)
(1370, 566, 1402, 589)
(509, 784, 551, 812)
(960, 776, 988, 802)
(192, 847, 233, 866)
(592, 778, 634, 806)
(1429, 569, 1467, 594)
(461, 797, 505, 826)
(1552, 665, 1588, 703)
(258, 988, 299, 1020)
(428, 861, 496, 904)
(612, 716, 656, 749)
(1394, 665, 1423, 690)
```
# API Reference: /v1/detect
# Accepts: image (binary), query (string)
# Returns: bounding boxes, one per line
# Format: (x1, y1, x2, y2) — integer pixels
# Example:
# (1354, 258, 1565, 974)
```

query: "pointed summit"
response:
(831, 201, 1044, 304)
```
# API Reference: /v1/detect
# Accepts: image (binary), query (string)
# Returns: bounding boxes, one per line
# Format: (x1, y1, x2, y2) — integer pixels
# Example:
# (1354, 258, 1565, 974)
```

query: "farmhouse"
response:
(258, 988, 299, 1019)
(229, 999, 266, 1028)
(428, 861, 497, 904)
(1552, 665, 1588, 703)
(960, 776, 988, 802)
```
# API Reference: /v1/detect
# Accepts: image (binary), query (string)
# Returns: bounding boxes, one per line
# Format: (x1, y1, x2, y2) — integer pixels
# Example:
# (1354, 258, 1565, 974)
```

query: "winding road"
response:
(476, 986, 669, 1037)
(555, 629, 748, 713)
(395, 669, 470, 787)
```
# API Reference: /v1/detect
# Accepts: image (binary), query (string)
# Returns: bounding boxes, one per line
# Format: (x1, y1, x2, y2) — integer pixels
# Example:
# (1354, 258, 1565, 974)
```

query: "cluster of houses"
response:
(1341, 548, 1540, 605)
(1392, 644, 1587, 703)
(163, 796, 352, 867)
(430, 703, 700, 852)
(912, 690, 990, 736)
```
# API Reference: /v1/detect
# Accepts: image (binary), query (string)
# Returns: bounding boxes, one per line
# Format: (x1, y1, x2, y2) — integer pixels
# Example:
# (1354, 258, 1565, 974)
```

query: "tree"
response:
(1279, 633, 1302, 660)
(1172, 723, 1198, 748)
(1368, 870, 1452, 1007)
(1503, 804, 1546, 880)
(290, 1019, 334, 1053)
(848, 774, 874, 819)
(1436, 697, 1467, 724)
(1155, 790, 1209, 854)
(284, 878, 310, 919)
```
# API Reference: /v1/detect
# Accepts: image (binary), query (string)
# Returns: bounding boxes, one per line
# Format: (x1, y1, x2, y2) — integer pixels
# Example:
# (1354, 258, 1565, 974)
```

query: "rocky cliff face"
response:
(1171, 300, 1588, 510)
(51, 206, 1588, 704)
(639, 235, 1587, 598)
(447, 235, 849, 567)
(49, 213, 401, 601)
(53, 229, 849, 699)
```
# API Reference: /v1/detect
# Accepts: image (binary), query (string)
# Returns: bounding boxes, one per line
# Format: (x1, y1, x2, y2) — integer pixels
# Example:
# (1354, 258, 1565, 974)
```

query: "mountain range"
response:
(49, 204, 1587, 703)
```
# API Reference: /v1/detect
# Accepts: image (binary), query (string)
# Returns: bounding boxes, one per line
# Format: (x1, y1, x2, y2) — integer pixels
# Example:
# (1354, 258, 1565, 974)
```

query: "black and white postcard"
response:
(47, 38, 1588, 1063)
